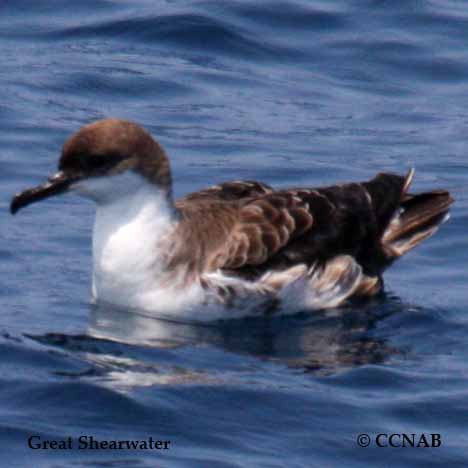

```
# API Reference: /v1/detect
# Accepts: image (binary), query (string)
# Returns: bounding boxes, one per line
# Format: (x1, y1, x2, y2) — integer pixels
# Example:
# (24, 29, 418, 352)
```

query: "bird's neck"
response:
(91, 181, 178, 304)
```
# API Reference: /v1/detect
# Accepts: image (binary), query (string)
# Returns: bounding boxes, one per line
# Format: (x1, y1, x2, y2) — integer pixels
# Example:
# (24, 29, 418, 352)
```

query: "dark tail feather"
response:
(382, 178, 454, 259)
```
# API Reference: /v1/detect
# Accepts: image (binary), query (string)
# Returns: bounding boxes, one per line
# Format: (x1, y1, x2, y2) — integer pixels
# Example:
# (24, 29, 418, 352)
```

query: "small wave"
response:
(47, 14, 289, 61)
(223, 1, 348, 31)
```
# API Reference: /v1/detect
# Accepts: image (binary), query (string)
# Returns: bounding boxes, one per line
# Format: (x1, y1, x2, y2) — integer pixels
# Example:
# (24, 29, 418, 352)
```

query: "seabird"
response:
(10, 119, 454, 320)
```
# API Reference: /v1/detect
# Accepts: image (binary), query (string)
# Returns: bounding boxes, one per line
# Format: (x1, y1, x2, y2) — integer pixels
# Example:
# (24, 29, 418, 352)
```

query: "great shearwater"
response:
(10, 119, 453, 320)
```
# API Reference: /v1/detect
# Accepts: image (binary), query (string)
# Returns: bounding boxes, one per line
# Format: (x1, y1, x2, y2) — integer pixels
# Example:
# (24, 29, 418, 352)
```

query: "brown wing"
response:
(177, 180, 273, 204)
(172, 173, 412, 279)
(212, 173, 413, 277)
(213, 191, 314, 270)
(168, 181, 273, 277)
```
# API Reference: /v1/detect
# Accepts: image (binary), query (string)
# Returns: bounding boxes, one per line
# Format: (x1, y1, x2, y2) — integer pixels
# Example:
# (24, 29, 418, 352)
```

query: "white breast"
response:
(72, 172, 194, 312)
(92, 192, 169, 300)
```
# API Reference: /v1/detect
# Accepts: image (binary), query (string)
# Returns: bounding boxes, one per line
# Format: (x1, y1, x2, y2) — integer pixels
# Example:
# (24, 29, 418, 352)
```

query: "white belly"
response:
(89, 179, 192, 314)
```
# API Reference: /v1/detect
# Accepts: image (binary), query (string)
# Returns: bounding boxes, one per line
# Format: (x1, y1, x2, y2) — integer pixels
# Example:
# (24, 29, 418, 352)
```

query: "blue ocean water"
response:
(1, 0, 468, 466)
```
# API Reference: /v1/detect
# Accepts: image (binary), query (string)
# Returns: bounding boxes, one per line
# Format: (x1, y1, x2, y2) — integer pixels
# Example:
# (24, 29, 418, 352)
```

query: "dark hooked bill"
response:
(10, 171, 78, 215)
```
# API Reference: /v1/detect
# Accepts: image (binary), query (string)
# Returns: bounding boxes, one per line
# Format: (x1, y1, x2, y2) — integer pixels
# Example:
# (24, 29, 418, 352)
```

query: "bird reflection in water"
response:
(84, 296, 406, 376)
(25, 297, 408, 391)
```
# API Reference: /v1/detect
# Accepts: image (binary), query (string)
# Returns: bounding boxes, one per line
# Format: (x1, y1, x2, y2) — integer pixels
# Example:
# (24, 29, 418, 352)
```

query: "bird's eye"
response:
(82, 155, 109, 170)
(90, 157, 108, 169)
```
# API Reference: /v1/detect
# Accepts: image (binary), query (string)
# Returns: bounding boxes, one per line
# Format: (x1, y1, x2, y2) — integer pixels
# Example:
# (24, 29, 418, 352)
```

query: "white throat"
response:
(75, 172, 178, 307)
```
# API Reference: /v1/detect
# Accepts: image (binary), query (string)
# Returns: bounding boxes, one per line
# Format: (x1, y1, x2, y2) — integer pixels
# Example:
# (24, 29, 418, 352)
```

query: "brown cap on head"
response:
(60, 118, 172, 189)
(11, 118, 172, 214)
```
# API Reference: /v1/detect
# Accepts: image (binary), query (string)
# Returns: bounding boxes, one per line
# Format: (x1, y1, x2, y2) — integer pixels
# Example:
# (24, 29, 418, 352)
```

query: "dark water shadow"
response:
(26, 295, 409, 377)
